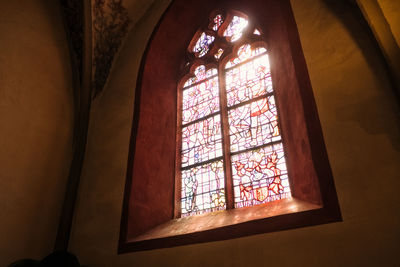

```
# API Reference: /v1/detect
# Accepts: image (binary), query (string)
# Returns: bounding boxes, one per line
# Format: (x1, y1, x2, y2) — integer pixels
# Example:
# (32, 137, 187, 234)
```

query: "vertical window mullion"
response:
(175, 81, 183, 218)
(218, 66, 235, 210)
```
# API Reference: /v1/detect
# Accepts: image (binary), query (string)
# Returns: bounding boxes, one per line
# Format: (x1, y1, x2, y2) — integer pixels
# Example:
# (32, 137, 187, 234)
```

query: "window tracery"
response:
(179, 11, 291, 217)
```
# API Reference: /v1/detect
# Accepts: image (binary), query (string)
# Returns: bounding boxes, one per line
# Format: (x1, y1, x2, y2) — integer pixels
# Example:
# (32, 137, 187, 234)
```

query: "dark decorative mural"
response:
(93, 0, 131, 98)
(56, 0, 131, 250)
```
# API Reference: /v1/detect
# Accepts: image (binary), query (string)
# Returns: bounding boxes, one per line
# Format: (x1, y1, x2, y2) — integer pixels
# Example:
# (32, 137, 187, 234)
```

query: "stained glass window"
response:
(212, 14, 223, 31)
(182, 67, 219, 124)
(214, 48, 224, 60)
(184, 65, 217, 88)
(179, 10, 291, 217)
(181, 65, 223, 217)
(181, 160, 225, 216)
(228, 96, 280, 153)
(181, 115, 223, 167)
(193, 32, 215, 57)
(231, 143, 290, 208)
(223, 15, 248, 42)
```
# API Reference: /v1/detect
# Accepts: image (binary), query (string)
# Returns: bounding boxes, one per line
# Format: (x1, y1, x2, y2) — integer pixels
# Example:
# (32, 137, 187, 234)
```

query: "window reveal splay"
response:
(119, 0, 341, 252)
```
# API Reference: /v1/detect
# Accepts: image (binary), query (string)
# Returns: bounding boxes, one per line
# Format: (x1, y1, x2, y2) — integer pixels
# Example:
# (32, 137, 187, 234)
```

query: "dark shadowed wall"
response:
(0, 0, 74, 264)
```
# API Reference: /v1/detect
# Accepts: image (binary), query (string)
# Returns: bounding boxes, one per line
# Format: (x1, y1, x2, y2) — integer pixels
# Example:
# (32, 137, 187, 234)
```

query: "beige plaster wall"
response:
(69, 0, 400, 266)
(378, 0, 400, 47)
(356, 0, 400, 92)
(0, 0, 74, 264)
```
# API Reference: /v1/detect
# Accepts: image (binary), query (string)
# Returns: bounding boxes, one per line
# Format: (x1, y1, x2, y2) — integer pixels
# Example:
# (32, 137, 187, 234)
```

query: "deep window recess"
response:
(178, 12, 291, 218)
(119, 0, 341, 253)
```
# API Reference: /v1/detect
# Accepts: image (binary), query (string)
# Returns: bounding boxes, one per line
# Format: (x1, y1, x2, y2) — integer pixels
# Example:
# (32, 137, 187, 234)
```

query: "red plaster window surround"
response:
(119, 0, 341, 253)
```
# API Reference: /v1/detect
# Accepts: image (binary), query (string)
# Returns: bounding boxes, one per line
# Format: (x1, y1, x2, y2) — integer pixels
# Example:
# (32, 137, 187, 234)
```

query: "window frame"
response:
(176, 15, 291, 217)
(119, 0, 341, 253)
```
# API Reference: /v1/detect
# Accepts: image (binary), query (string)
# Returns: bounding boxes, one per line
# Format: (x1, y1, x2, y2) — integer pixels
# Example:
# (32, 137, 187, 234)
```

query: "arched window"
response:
(178, 11, 291, 217)
(119, 0, 341, 253)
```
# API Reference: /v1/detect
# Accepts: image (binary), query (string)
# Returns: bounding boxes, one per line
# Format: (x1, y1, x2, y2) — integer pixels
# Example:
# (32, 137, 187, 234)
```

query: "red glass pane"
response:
(231, 143, 290, 208)
(212, 14, 223, 31)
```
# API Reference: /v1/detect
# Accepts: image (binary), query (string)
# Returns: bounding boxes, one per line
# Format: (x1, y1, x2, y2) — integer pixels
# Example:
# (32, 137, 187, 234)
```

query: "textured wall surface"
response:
(69, 0, 400, 266)
(0, 0, 74, 264)
(378, 0, 400, 47)
(356, 0, 400, 95)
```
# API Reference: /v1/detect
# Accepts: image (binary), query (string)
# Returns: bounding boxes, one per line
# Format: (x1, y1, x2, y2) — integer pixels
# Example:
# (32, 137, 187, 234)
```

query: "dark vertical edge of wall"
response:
(54, 0, 93, 251)
(354, 0, 400, 101)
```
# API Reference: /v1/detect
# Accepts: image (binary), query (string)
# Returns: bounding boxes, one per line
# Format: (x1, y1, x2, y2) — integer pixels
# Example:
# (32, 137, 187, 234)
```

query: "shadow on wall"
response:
(321, 0, 400, 151)
(321, 0, 399, 97)
(8, 251, 83, 267)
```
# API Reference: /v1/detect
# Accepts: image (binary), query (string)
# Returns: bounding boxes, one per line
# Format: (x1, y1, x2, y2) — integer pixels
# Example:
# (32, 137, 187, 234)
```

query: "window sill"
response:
(119, 198, 339, 252)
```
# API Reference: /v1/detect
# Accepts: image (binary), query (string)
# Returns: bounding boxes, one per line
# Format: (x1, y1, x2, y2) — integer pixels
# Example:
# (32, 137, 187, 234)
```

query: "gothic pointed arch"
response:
(119, 0, 341, 253)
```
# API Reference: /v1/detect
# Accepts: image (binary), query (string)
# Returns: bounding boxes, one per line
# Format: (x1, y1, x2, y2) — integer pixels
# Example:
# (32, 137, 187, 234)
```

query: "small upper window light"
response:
(223, 15, 248, 42)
